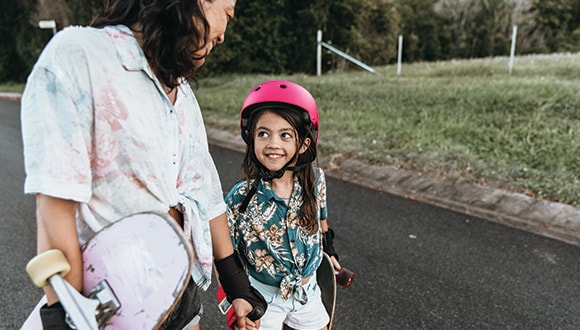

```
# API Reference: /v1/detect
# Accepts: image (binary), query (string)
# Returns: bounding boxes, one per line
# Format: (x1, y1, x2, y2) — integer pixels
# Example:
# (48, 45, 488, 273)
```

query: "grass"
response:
(3, 53, 579, 206)
(0, 82, 25, 93)
(195, 53, 580, 207)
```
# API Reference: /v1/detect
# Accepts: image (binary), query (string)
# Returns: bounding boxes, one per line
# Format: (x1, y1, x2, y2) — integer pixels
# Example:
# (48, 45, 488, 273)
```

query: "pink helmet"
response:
(240, 80, 319, 144)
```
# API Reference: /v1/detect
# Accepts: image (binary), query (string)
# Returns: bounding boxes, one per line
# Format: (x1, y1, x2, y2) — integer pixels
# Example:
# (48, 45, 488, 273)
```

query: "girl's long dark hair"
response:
(243, 108, 319, 235)
(91, 0, 210, 89)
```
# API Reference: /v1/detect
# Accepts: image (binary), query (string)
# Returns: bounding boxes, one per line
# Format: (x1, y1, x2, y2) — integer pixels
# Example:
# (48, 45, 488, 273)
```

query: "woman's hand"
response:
(231, 298, 261, 330)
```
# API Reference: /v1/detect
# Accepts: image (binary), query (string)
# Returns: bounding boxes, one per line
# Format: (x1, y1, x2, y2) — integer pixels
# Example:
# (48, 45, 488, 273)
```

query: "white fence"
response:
(317, 26, 518, 76)
(316, 30, 378, 76)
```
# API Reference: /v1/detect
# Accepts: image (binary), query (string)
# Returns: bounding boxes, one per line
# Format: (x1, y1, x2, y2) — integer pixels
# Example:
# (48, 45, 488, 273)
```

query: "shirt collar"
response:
(261, 181, 278, 201)
(104, 25, 155, 79)
(260, 177, 302, 202)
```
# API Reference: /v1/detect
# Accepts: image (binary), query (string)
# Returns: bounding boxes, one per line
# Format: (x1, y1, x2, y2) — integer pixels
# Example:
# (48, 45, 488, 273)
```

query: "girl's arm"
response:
(321, 219, 342, 269)
(210, 213, 263, 330)
(35, 194, 82, 304)
(320, 219, 329, 232)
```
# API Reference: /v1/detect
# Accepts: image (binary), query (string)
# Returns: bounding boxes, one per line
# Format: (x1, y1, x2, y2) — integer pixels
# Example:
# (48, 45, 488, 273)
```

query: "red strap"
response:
(216, 285, 237, 329)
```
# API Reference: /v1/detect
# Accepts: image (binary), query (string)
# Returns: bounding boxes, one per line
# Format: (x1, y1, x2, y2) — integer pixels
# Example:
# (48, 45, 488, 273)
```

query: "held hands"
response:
(231, 298, 261, 330)
(214, 251, 267, 329)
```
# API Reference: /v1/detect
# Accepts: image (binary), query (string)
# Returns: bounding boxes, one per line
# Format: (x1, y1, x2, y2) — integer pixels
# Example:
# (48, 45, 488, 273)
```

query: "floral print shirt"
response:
(225, 167, 328, 302)
(21, 25, 225, 290)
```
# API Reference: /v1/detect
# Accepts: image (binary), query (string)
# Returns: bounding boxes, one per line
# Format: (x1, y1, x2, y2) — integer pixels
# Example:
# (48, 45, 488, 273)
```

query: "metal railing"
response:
(316, 30, 378, 76)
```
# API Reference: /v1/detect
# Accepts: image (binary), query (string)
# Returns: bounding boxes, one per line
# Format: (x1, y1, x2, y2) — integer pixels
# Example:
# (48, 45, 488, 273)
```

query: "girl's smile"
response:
(253, 110, 307, 173)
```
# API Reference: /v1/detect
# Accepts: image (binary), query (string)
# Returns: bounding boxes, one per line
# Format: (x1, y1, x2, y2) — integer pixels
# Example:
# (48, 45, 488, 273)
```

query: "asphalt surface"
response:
(2, 94, 579, 329)
(205, 145, 580, 329)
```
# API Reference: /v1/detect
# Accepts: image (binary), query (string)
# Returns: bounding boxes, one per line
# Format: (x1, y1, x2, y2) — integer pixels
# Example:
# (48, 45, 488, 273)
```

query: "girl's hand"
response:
(330, 255, 342, 270)
(330, 256, 356, 289)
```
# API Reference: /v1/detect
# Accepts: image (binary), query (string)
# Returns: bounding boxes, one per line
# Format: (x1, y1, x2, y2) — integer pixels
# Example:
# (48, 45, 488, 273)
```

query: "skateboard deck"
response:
(317, 252, 337, 329)
(22, 212, 193, 330)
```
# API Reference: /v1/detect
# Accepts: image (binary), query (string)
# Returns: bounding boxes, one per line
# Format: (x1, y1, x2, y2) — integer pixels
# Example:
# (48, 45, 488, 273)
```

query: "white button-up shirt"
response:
(21, 25, 225, 289)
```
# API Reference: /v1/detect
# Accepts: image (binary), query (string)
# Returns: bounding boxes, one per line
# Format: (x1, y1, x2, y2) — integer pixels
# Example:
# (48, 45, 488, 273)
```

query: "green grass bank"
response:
(195, 53, 580, 207)
(3, 53, 579, 206)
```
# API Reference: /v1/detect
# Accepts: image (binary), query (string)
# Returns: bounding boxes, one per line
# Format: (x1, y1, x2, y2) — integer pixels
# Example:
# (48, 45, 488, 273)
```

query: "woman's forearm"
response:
(209, 212, 234, 260)
(36, 194, 82, 304)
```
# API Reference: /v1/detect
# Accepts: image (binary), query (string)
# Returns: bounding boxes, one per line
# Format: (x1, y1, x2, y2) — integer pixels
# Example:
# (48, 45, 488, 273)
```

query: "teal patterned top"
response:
(225, 167, 327, 303)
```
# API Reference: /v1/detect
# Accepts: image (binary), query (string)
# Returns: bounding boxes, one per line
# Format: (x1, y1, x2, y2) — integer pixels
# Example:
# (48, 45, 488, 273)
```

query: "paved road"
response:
(2, 99, 579, 329)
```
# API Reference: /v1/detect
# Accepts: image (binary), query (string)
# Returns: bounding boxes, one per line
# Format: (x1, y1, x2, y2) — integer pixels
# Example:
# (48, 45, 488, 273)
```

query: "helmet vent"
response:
(255, 86, 261, 91)
(279, 84, 287, 89)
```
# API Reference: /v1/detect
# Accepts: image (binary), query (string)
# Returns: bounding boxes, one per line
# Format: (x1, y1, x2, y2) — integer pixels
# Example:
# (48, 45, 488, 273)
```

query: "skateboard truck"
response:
(26, 249, 121, 330)
(47, 271, 100, 330)
(87, 280, 121, 327)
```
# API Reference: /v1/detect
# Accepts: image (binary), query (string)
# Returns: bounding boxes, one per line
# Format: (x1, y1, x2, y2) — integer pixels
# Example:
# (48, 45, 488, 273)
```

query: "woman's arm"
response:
(210, 212, 234, 259)
(36, 194, 82, 304)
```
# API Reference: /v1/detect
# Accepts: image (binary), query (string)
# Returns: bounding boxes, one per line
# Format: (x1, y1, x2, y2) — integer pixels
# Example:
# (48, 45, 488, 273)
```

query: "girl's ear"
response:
(299, 138, 311, 154)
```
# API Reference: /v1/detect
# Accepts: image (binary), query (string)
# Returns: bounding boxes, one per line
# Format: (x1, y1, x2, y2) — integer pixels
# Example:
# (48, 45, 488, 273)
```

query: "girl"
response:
(225, 80, 341, 330)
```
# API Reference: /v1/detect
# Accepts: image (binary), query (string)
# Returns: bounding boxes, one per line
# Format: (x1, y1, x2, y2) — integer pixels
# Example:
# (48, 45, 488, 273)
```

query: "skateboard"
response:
(317, 252, 337, 329)
(22, 212, 193, 330)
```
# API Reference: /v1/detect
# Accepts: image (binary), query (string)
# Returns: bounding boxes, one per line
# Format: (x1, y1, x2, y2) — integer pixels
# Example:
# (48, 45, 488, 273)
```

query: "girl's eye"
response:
(281, 132, 292, 139)
(257, 131, 269, 138)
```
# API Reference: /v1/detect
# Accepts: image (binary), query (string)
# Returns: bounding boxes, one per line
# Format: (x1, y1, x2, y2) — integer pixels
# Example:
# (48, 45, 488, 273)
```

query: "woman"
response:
(21, 0, 265, 329)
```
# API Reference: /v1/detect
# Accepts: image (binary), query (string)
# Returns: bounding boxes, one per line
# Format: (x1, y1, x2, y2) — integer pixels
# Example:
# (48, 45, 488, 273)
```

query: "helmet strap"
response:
(239, 148, 308, 213)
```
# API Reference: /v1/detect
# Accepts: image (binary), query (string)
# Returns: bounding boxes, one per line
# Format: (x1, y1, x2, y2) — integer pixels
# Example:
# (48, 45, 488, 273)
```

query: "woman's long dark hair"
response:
(91, 0, 210, 89)
(242, 107, 319, 235)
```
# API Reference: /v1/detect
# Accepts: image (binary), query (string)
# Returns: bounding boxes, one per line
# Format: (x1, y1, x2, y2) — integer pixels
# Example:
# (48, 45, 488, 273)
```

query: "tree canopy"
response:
(1, 0, 579, 82)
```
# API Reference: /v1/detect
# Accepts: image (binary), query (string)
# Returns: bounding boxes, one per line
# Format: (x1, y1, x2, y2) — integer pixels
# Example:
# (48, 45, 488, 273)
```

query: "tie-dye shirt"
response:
(21, 25, 225, 290)
(225, 167, 327, 303)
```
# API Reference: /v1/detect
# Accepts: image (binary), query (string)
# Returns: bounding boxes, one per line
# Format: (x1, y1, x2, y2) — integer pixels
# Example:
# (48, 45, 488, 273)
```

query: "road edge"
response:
(3, 93, 578, 247)
(206, 127, 580, 247)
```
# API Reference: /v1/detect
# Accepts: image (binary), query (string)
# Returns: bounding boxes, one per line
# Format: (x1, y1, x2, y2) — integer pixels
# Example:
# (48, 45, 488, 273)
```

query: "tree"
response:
(318, 0, 399, 71)
(203, 0, 290, 74)
(0, 0, 104, 83)
(471, 0, 514, 56)
(0, 0, 46, 83)
(435, 0, 521, 58)
(396, 0, 442, 61)
(358, 0, 400, 65)
(205, 0, 400, 74)
(530, 0, 579, 52)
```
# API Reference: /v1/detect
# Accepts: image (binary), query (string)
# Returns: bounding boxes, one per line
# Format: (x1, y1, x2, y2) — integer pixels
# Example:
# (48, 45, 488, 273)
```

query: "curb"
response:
(207, 127, 580, 247)
(0, 92, 22, 102)
(4, 93, 578, 246)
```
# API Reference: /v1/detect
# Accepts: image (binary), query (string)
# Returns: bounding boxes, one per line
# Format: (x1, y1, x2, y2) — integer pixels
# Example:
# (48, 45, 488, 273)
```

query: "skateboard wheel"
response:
(26, 249, 71, 288)
(336, 267, 355, 288)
